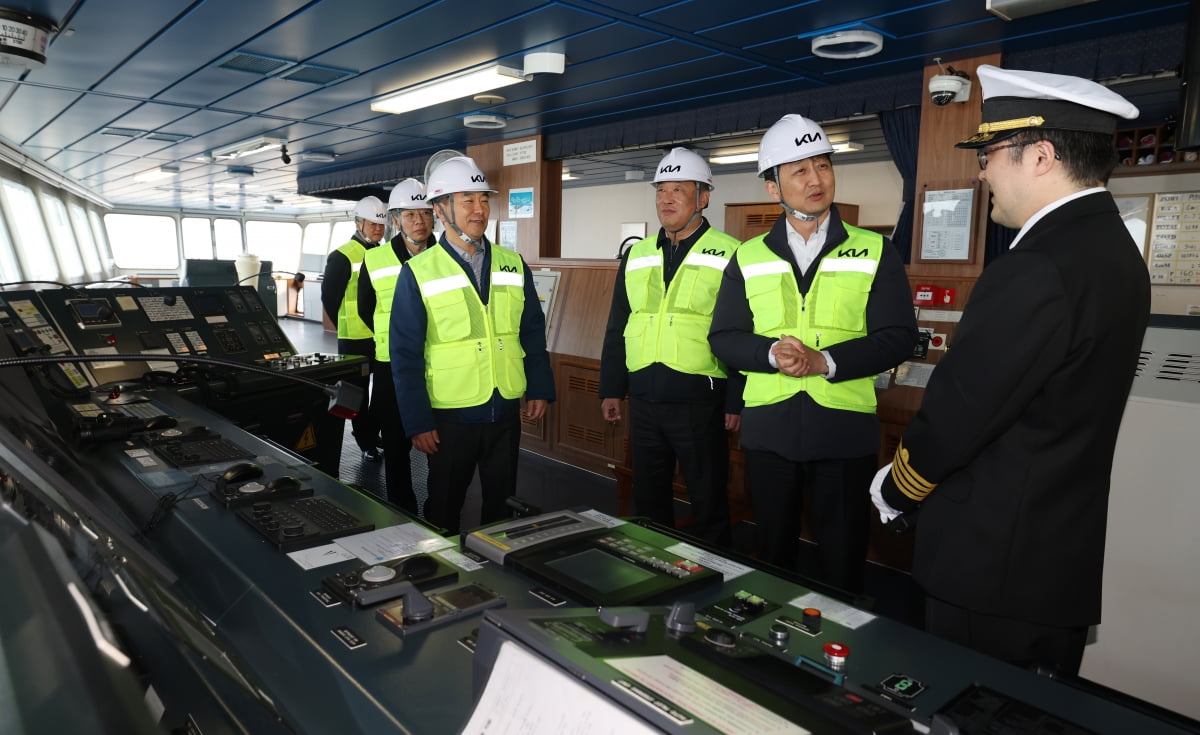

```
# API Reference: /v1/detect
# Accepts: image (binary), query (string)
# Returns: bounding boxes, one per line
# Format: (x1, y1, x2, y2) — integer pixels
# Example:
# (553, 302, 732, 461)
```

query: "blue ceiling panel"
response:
(95, 0, 312, 99)
(23, 0, 194, 89)
(308, 0, 550, 73)
(1, 87, 83, 144)
(0, 0, 1189, 211)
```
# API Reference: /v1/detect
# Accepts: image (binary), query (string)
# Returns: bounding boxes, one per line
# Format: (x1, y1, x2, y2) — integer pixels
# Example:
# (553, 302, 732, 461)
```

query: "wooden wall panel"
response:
(467, 136, 561, 263)
(909, 53, 1000, 280)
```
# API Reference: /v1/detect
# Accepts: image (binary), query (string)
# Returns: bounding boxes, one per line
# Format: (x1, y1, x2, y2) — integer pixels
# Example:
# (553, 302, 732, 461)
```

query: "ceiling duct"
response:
(0, 9, 54, 71)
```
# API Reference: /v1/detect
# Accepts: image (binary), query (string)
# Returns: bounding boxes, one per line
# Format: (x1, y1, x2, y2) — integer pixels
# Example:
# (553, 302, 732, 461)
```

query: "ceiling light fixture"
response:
(832, 141, 865, 153)
(811, 30, 884, 60)
(133, 165, 180, 183)
(562, 168, 579, 181)
(296, 151, 336, 163)
(210, 135, 286, 160)
(463, 113, 508, 129)
(710, 151, 759, 165)
(371, 64, 525, 115)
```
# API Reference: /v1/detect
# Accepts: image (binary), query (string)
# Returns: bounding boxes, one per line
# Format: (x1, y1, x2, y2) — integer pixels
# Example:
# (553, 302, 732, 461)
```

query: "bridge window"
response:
(104, 213, 178, 269)
(2, 179, 59, 281)
(68, 202, 103, 278)
(247, 221, 301, 273)
(41, 193, 85, 282)
(182, 217, 214, 260)
(214, 219, 243, 260)
(0, 209, 20, 282)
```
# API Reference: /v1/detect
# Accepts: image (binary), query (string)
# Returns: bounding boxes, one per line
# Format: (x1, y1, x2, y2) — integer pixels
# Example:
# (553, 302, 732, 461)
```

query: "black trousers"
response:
(924, 595, 1088, 675)
(629, 399, 731, 545)
(369, 359, 419, 514)
(744, 450, 875, 593)
(422, 412, 521, 535)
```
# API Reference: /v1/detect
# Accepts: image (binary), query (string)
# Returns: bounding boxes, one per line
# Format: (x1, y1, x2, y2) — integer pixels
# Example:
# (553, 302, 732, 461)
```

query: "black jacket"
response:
(321, 232, 378, 357)
(708, 206, 917, 460)
(881, 191, 1150, 627)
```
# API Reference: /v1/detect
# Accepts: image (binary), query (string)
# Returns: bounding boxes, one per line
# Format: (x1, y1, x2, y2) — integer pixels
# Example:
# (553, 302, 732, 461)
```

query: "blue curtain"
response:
(878, 106, 921, 263)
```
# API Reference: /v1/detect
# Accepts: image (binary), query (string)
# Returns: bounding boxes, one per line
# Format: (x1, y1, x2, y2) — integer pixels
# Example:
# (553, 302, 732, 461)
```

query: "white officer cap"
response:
(956, 65, 1139, 149)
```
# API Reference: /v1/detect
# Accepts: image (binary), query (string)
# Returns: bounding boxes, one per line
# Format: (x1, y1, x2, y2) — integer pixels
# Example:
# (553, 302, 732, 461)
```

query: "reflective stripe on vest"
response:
(364, 245, 404, 361)
(622, 228, 739, 378)
(738, 226, 884, 413)
(334, 239, 373, 341)
(407, 246, 528, 408)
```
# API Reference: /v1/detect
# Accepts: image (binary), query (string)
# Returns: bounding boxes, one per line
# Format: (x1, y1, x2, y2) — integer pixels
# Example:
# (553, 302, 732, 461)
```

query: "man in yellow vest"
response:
(322, 195, 387, 463)
(356, 179, 435, 513)
(599, 148, 742, 546)
(709, 116, 917, 592)
(389, 157, 555, 534)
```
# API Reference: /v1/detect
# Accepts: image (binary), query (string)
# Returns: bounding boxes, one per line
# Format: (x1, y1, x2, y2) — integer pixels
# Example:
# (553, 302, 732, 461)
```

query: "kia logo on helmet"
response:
(659, 164, 682, 174)
(794, 132, 824, 146)
(470, 174, 485, 183)
(412, 194, 426, 202)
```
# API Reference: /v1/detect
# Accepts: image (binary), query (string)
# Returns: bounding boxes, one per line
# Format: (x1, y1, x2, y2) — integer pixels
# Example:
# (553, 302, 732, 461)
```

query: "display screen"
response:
(69, 300, 110, 320)
(190, 294, 224, 317)
(545, 548, 655, 593)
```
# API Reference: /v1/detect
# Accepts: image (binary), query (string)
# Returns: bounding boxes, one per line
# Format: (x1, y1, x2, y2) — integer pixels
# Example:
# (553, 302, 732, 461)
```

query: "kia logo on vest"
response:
(499, 265, 518, 273)
(659, 164, 682, 174)
(470, 174, 485, 183)
(794, 132, 824, 147)
(701, 248, 727, 256)
(837, 247, 868, 258)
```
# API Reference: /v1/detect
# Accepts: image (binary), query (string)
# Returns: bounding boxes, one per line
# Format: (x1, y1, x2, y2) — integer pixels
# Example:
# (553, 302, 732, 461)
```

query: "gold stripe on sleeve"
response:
(891, 442, 936, 502)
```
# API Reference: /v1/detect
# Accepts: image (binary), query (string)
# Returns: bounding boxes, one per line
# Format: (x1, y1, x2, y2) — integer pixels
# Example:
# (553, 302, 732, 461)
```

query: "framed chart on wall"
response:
(915, 180, 985, 265)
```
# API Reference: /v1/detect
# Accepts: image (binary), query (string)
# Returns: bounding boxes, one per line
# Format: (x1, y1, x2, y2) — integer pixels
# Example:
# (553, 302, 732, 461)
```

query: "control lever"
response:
(664, 600, 696, 636)
(505, 496, 542, 518)
(598, 607, 649, 633)
(398, 582, 434, 622)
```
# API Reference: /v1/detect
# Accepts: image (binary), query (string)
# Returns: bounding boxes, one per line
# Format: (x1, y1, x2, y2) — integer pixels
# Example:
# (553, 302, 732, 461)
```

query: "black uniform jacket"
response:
(882, 191, 1150, 627)
(708, 206, 917, 461)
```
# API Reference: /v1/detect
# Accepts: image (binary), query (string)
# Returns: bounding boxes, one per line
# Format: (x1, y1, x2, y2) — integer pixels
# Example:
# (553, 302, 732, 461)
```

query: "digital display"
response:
(68, 299, 119, 328)
(545, 548, 655, 593)
(191, 294, 224, 317)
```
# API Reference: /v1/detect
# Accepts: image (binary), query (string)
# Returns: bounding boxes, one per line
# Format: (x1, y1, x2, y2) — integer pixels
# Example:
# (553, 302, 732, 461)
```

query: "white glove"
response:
(869, 463, 902, 524)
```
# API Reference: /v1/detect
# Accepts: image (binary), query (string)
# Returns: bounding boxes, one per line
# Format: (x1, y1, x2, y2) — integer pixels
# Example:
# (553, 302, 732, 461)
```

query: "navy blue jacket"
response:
(389, 235, 555, 437)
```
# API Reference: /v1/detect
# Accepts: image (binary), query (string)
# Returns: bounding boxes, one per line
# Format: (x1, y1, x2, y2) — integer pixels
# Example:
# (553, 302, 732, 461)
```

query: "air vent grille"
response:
(280, 64, 354, 85)
(1155, 351, 1200, 382)
(218, 52, 292, 76)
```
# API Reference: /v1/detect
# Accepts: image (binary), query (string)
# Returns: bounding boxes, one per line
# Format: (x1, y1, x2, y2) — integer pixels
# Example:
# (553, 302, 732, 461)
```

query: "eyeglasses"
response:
(977, 142, 1029, 170)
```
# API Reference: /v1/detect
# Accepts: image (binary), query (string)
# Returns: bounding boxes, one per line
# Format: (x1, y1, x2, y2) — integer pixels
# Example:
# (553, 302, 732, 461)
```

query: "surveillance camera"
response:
(929, 75, 970, 106)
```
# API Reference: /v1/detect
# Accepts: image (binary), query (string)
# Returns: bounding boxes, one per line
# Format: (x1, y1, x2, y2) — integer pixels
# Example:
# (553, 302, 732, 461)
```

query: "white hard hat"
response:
(426, 156, 496, 199)
(757, 115, 835, 175)
(652, 147, 714, 190)
(388, 178, 432, 211)
(353, 195, 387, 224)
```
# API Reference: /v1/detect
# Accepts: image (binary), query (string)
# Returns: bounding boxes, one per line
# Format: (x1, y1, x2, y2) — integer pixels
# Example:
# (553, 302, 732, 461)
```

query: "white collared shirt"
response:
(785, 214, 830, 276)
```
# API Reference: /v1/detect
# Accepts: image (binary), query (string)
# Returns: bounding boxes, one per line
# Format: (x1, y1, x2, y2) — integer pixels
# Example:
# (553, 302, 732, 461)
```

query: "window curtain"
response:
(878, 106, 921, 263)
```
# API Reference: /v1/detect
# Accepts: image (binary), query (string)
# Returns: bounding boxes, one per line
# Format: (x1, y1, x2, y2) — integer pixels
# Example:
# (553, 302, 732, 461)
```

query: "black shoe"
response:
(362, 448, 382, 463)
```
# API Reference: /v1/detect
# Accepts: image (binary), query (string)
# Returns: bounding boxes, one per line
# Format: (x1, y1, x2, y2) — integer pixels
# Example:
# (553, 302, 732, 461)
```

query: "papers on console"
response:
(334, 522, 455, 564)
(461, 641, 659, 735)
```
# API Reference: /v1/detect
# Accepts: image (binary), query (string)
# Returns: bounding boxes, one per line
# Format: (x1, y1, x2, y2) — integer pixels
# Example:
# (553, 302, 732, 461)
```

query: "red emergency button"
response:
(823, 641, 850, 670)
(105, 334, 117, 345)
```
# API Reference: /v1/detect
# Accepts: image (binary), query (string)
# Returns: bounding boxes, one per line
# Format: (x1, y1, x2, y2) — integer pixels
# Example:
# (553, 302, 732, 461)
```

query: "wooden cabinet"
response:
(724, 201, 859, 241)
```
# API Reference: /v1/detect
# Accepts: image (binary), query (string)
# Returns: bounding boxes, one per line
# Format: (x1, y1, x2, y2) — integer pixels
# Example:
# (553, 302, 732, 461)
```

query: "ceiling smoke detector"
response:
(463, 114, 507, 129)
(473, 93, 507, 105)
